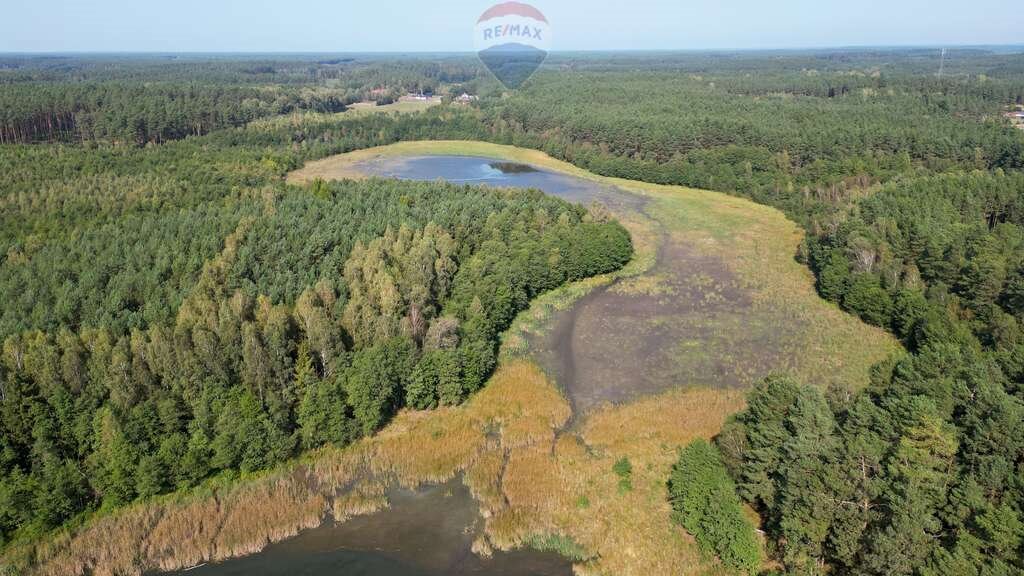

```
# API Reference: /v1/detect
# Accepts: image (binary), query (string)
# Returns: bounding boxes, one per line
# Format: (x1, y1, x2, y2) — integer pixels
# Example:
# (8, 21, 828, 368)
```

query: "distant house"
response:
(456, 93, 478, 103)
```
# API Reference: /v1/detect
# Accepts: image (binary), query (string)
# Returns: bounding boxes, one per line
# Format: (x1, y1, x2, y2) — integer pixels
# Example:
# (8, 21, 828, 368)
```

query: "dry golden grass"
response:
(483, 387, 748, 576)
(368, 362, 744, 576)
(27, 470, 332, 576)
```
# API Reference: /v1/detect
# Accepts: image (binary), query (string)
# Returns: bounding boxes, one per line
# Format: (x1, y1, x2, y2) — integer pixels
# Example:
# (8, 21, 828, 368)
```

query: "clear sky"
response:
(2, 0, 1021, 53)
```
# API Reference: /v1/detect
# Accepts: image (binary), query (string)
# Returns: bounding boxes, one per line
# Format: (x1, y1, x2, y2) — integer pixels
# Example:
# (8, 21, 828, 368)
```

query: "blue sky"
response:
(2, 0, 1021, 52)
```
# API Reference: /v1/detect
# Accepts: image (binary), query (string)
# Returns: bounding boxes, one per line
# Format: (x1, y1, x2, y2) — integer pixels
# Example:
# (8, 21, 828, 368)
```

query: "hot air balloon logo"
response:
(474, 2, 551, 89)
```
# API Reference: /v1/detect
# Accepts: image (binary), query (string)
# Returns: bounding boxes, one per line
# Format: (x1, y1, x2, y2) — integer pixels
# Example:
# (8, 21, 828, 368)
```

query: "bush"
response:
(613, 457, 633, 493)
(816, 251, 851, 303)
(669, 439, 761, 575)
(842, 273, 893, 327)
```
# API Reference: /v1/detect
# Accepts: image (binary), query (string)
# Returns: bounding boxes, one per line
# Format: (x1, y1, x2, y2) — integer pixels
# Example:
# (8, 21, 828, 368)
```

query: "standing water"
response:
(164, 479, 570, 576)
(355, 155, 645, 212)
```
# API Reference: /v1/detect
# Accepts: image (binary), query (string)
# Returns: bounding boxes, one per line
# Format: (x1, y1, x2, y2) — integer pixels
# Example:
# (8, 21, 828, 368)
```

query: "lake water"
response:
(164, 479, 570, 576)
(354, 155, 645, 212)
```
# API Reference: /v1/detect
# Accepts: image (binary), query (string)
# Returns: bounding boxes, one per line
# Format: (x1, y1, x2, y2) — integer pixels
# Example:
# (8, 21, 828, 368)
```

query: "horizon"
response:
(4, 44, 1024, 57)
(2, 0, 1021, 53)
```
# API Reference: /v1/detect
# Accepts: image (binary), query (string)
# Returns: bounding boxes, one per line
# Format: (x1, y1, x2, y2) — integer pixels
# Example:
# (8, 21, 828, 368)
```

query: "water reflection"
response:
(488, 161, 538, 174)
(356, 155, 645, 212)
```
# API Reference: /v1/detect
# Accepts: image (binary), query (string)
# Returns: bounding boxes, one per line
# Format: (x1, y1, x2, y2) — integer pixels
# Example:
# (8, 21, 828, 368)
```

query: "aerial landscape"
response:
(1, 1, 1023, 575)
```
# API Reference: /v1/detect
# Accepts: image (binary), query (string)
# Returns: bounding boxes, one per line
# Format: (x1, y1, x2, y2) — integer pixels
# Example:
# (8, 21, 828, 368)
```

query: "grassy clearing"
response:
(347, 98, 442, 115)
(12, 141, 901, 576)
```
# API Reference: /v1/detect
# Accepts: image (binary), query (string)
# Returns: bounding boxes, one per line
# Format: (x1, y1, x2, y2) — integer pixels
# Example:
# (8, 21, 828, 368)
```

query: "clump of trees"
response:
(669, 439, 761, 575)
(809, 170, 1024, 358)
(718, 365, 1023, 576)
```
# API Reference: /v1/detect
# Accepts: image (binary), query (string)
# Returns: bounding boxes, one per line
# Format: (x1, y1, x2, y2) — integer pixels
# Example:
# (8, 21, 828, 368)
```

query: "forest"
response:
(0, 54, 485, 145)
(2, 48, 1024, 575)
(0, 56, 632, 545)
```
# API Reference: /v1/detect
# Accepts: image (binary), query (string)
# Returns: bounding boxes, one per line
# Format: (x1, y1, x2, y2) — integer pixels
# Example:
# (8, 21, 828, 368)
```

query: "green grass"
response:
(613, 457, 634, 493)
(346, 98, 442, 115)
(525, 533, 591, 562)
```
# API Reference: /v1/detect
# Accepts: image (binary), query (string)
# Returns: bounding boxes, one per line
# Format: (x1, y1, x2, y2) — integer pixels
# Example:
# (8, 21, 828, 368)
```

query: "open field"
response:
(347, 97, 442, 114)
(11, 142, 900, 576)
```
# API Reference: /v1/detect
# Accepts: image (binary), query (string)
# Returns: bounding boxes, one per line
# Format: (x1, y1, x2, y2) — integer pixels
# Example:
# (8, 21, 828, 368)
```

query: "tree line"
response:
(0, 83, 350, 145)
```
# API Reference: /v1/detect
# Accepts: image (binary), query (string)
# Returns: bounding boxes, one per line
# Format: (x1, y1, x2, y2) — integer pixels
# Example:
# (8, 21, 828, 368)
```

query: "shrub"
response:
(842, 273, 893, 327)
(613, 457, 633, 493)
(668, 439, 761, 575)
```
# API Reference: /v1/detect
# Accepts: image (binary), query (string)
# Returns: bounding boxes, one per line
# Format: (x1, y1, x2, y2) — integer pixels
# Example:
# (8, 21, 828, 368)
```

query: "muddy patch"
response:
(163, 478, 571, 576)
(532, 235, 799, 415)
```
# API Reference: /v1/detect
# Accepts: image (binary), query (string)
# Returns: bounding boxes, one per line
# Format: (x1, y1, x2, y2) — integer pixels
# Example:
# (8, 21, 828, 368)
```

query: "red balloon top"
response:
(477, 2, 548, 24)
